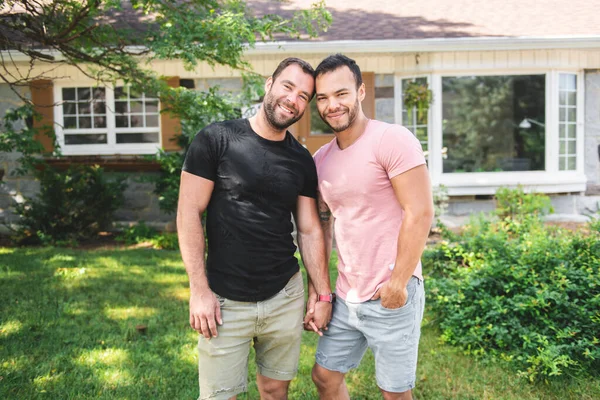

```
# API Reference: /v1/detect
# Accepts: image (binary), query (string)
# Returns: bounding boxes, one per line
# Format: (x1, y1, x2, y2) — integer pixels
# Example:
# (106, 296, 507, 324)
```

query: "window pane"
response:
(62, 88, 76, 101)
(94, 101, 106, 115)
(442, 74, 545, 173)
(559, 141, 565, 154)
(568, 141, 576, 154)
(567, 157, 576, 170)
(561, 74, 576, 91)
(145, 115, 159, 127)
(567, 92, 576, 106)
(64, 117, 77, 129)
(77, 88, 91, 101)
(78, 102, 91, 115)
(115, 101, 128, 114)
(567, 124, 576, 139)
(93, 116, 106, 128)
(130, 115, 143, 128)
(64, 134, 107, 145)
(567, 108, 576, 122)
(114, 87, 127, 100)
(116, 132, 159, 144)
(93, 88, 106, 101)
(145, 101, 158, 114)
(559, 107, 567, 122)
(63, 103, 76, 115)
(559, 124, 566, 139)
(310, 101, 333, 135)
(78, 117, 91, 129)
(130, 101, 143, 113)
(116, 116, 129, 128)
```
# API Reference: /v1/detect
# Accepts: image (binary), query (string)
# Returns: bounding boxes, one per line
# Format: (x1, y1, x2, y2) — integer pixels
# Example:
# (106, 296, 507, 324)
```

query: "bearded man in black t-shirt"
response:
(177, 58, 334, 400)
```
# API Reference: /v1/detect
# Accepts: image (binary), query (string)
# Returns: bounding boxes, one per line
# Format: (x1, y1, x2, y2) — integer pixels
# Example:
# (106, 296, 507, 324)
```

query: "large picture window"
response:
(441, 74, 546, 173)
(56, 85, 161, 155)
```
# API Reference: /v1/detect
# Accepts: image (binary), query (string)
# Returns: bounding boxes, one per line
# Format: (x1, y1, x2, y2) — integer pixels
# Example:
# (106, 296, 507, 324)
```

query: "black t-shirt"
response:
(182, 118, 318, 301)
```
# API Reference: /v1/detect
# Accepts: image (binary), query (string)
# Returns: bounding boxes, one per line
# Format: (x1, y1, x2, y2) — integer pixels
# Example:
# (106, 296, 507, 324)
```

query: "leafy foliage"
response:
(425, 188, 600, 382)
(116, 222, 179, 250)
(0, 105, 55, 179)
(11, 165, 126, 245)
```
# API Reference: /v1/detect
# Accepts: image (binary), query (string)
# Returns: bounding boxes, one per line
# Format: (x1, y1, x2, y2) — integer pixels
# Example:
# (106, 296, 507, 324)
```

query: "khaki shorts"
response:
(197, 272, 305, 400)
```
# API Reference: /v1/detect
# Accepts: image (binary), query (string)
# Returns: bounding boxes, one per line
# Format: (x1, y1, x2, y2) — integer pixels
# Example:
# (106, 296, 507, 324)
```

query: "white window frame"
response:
(395, 69, 587, 195)
(54, 81, 162, 156)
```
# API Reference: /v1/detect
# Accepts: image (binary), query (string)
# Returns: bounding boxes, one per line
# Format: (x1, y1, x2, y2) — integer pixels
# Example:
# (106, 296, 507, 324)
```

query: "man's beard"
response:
(263, 90, 303, 130)
(320, 98, 359, 133)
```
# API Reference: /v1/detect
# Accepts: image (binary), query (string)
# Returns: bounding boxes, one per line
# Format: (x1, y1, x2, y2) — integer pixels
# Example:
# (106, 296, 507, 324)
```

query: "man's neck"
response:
(248, 110, 287, 141)
(335, 113, 369, 150)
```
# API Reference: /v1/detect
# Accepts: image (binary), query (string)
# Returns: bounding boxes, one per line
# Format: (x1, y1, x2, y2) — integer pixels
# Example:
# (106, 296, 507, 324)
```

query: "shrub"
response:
(11, 165, 126, 245)
(116, 223, 179, 250)
(150, 232, 179, 250)
(116, 222, 158, 245)
(425, 188, 600, 382)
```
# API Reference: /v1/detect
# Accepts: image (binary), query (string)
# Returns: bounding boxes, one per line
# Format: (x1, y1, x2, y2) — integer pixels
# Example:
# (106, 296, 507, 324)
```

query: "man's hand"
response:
(189, 289, 223, 339)
(313, 301, 332, 330)
(372, 280, 408, 309)
(303, 291, 321, 335)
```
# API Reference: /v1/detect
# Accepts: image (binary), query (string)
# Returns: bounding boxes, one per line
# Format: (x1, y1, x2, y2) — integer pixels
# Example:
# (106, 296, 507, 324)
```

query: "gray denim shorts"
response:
(197, 272, 305, 400)
(315, 276, 425, 393)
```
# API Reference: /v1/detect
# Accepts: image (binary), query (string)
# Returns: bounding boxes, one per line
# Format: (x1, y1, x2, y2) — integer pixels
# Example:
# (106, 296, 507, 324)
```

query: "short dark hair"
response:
(270, 57, 315, 99)
(315, 54, 362, 88)
(271, 57, 315, 82)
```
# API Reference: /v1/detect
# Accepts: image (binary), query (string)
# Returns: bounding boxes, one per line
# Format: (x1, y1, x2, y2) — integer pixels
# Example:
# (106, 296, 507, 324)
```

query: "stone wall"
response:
(585, 70, 600, 195)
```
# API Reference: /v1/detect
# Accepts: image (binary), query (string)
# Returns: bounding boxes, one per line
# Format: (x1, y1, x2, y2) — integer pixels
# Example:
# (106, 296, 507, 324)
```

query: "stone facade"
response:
(585, 70, 600, 196)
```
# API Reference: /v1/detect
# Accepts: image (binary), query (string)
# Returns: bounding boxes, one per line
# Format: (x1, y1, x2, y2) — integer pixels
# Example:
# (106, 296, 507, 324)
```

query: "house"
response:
(1, 0, 599, 228)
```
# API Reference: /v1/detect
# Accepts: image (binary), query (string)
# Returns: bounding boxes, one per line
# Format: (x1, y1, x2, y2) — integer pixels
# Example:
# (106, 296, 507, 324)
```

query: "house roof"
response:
(248, 0, 600, 41)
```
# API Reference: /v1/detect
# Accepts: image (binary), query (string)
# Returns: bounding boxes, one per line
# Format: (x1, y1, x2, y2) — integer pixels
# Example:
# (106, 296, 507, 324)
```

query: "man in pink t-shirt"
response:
(305, 54, 434, 400)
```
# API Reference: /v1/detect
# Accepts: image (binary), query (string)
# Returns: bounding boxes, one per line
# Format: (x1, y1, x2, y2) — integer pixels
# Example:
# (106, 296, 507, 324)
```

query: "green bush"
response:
(425, 188, 600, 382)
(116, 222, 179, 250)
(150, 232, 179, 250)
(11, 165, 126, 245)
(116, 222, 158, 245)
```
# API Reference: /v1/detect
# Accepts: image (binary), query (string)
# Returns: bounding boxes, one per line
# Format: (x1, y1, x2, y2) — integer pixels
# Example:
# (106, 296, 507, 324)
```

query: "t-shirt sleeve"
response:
(182, 125, 220, 181)
(301, 155, 318, 199)
(377, 125, 426, 179)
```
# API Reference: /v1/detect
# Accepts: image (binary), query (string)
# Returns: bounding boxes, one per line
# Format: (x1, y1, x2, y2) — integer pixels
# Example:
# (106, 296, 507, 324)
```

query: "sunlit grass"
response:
(1, 247, 598, 399)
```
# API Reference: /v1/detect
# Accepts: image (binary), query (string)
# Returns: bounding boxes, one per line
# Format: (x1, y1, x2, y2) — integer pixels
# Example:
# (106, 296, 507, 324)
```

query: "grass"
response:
(1, 247, 599, 399)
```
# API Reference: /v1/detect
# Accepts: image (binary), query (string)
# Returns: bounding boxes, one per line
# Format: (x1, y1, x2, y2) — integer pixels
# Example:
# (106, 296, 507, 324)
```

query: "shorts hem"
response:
(257, 364, 297, 381)
(377, 381, 415, 394)
(199, 384, 246, 400)
(315, 359, 352, 375)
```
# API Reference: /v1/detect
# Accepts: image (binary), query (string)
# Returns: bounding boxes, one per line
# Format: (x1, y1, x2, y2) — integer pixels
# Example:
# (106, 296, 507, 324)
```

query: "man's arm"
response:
(373, 164, 434, 308)
(295, 195, 332, 330)
(304, 192, 334, 331)
(177, 171, 221, 339)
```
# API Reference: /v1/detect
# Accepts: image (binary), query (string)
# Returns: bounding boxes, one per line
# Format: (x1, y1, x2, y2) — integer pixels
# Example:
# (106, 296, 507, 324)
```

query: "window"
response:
(56, 85, 161, 155)
(402, 77, 429, 154)
(441, 74, 545, 173)
(558, 74, 577, 171)
(397, 70, 584, 195)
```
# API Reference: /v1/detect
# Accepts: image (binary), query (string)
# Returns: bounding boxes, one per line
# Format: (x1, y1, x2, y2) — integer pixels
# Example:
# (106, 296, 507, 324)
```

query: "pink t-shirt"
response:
(313, 120, 426, 303)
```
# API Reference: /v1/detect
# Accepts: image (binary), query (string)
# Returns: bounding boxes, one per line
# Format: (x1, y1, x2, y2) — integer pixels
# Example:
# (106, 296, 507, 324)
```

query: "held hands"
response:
(303, 291, 332, 336)
(189, 288, 223, 339)
(371, 280, 408, 309)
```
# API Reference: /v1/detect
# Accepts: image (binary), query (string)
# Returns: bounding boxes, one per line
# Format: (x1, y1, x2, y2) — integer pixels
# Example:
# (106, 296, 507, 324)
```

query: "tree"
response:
(1, 0, 330, 96)
(1, 0, 331, 212)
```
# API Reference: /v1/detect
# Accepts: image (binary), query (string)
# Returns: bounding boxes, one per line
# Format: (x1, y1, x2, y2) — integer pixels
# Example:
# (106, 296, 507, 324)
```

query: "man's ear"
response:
(358, 82, 366, 102)
(265, 76, 273, 93)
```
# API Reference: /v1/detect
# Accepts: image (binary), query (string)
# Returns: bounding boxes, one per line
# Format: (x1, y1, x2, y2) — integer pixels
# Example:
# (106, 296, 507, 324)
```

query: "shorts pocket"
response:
(283, 273, 304, 299)
(214, 292, 226, 307)
(380, 277, 418, 311)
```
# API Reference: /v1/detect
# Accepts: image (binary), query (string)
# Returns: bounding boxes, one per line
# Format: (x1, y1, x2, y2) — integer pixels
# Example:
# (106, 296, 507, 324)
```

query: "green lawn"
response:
(1, 247, 598, 399)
